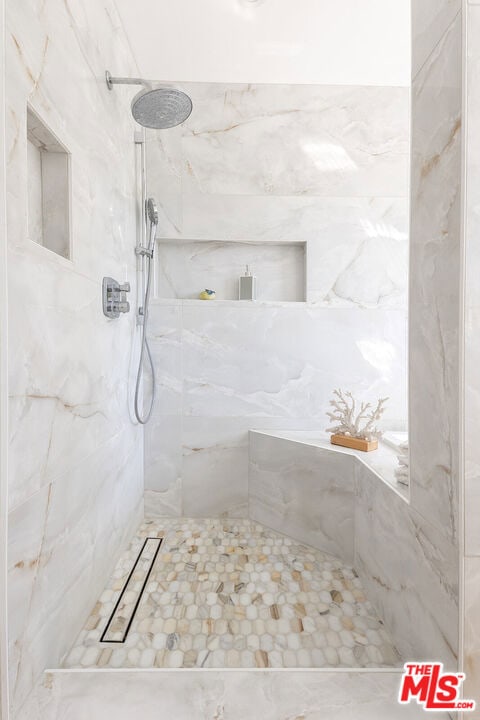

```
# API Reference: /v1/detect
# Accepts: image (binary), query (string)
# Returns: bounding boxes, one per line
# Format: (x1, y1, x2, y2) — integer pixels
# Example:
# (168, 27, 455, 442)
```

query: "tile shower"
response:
(144, 81, 410, 519)
(2, 0, 468, 719)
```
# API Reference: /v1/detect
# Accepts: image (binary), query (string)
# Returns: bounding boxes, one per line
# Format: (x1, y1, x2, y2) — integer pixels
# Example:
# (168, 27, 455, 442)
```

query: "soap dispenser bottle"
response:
(239, 265, 257, 301)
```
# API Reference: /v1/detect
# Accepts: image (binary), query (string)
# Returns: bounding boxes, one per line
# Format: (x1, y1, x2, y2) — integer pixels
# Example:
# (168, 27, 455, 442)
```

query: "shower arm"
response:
(106, 71, 150, 91)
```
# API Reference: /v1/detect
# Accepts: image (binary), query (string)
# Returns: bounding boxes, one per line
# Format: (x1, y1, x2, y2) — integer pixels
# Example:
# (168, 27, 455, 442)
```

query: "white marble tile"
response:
(177, 83, 409, 199)
(145, 126, 183, 238)
(409, 13, 462, 543)
(465, 309, 480, 555)
(464, 9, 480, 706)
(8, 429, 143, 716)
(145, 300, 407, 517)
(6, 0, 142, 714)
(249, 431, 355, 562)
(181, 417, 250, 517)
(144, 485, 182, 518)
(465, 7, 480, 557)
(144, 78, 409, 530)
(412, 0, 461, 79)
(18, 670, 451, 720)
(144, 415, 182, 495)
(146, 83, 409, 311)
(355, 464, 458, 667)
(8, 254, 140, 510)
(253, 429, 408, 499)
(146, 304, 183, 416)
(26, 138, 44, 247)
(169, 196, 408, 309)
(7, 484, 51, 699)
(181, 304, 407, 424)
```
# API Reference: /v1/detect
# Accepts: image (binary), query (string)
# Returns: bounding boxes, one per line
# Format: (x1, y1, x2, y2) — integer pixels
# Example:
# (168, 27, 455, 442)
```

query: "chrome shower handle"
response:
(102, 277, 131, 319)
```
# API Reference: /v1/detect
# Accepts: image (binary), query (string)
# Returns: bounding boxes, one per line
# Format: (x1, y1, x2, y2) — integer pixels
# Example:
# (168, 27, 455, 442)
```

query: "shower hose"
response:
(134, 249, 156, 424)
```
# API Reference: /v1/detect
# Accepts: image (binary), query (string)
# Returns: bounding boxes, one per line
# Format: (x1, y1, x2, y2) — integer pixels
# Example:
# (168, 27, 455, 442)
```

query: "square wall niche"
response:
(156, 239, 306, 302)
(27, 107, 71, 259)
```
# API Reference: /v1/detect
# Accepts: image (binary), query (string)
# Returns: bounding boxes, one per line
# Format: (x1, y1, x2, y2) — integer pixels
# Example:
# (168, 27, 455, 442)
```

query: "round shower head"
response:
(131, 86, 192, 129)
(146, 197, 158, 226)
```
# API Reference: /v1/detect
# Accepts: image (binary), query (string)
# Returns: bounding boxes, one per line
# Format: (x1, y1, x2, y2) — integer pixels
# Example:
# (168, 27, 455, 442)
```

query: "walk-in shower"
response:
(106, 71, 193, 423)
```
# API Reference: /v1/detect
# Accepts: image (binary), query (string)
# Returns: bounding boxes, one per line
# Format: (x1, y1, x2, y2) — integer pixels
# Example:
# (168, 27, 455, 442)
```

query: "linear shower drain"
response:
(100, 536, 163, 643)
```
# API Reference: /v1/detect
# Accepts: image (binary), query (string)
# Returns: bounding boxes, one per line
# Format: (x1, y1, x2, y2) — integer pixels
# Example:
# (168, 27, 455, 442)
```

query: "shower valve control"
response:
(102, 277, 131, 319)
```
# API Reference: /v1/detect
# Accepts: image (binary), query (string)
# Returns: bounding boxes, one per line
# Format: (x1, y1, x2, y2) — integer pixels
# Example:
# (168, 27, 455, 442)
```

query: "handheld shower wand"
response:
(106, 71, 192, 424)
(134, 198, 158, 425)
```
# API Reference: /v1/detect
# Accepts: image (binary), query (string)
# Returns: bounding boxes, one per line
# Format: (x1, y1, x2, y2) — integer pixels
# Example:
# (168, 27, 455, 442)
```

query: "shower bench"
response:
(248, 429, 407, 565)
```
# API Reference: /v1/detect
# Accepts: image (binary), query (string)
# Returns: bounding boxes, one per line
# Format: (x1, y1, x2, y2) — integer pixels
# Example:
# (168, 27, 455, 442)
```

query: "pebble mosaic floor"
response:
(64, 518, 402, 669)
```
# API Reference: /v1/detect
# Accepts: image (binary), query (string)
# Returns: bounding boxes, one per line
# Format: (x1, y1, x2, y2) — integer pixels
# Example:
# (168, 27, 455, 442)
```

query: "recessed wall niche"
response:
(156, 239, 306, 301)
(26, 107, 71, 259)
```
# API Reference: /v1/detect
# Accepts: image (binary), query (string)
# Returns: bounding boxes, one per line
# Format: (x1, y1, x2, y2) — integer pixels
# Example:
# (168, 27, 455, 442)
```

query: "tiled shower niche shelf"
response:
(155, 239, 306, 302)
(27, 106, 71, 259)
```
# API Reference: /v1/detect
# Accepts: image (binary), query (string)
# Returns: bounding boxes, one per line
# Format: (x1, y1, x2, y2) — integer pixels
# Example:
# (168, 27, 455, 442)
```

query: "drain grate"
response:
(100, 536, 163, 643)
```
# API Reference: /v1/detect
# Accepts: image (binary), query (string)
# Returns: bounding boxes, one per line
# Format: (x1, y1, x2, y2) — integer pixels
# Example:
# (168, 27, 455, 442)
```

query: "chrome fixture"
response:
(102, 277, 130, 319)
(134, 198, 159, 425)
(105, 71, 193, 129)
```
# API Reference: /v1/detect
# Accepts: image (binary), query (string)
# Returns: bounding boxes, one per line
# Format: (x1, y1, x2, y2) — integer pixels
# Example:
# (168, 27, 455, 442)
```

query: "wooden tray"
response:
(330, 434, 378, 452)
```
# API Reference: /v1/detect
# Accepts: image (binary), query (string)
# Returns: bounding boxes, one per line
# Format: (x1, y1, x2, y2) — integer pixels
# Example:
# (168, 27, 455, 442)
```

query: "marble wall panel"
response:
(354, 463, 458, 667)
(412, 0, 461, 78)
(146, 83, 410, 311)
(145, 79, 409, 518)
(181, 417, 250, 518)
(464, 1, 480, 708)
(145, 415, 327, 518)
(177, 84, 409, 199)
(153, 196, 408, 308)
(8, 429, 143, 711)
(409, 13, 462, 544)
(247, 428, 459, 665)
(181, 304, 407, 422)
(249, 432, 355, 562)
(145, 302, 407, 517)
(6, 0, 142, 715)
(465, 3, 480, 558)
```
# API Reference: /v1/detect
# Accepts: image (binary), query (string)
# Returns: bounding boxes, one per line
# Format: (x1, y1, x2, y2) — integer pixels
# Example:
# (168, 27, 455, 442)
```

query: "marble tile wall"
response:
(354, 463, 458, 666)
(464, 0, 480, 710)
(377, 0, 466, 686)
(249, 430, 458, 665)
(147, 83, 410, 309)
(387, 0, 463, 675)
(145, 82, 410, 516)
(249, 432, 355, 563)
(6, 1, 143, 717)
(0, 1, 8, 717)
(145, 302, 407, 517)
(409, 8, 462, 548)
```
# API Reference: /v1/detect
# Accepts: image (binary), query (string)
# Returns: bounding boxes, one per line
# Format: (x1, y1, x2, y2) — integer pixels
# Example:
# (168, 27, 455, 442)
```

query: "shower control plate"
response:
(103, 277, 130, 319)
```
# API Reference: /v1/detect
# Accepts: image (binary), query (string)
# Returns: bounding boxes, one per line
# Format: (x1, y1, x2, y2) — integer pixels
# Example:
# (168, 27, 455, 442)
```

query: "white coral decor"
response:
(326, 389, 388, 441)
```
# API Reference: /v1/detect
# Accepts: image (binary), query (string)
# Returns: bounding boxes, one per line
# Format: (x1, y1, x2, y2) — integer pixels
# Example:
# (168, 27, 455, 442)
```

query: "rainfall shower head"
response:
(131, 87, 192, 129)
(146, 198, 158, 226)
(105, 71, 192, 129)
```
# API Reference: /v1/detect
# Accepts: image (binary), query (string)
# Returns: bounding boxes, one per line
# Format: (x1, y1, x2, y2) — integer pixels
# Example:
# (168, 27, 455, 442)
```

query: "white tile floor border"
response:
(17, 669, 451, 720)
